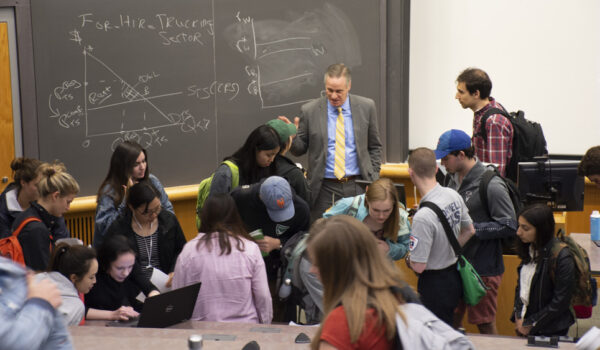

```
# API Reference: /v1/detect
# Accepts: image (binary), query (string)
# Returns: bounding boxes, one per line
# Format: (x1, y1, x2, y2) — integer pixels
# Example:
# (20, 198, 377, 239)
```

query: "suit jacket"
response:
(290, 94, 383, 206)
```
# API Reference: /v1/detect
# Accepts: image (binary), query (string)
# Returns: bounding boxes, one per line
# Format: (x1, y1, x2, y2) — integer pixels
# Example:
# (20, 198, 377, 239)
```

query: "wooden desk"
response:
(70, 321, 577, 350)
(468, 334, 576, 349)
(72, 321, 316, 349)
(570, 233, 600, 275)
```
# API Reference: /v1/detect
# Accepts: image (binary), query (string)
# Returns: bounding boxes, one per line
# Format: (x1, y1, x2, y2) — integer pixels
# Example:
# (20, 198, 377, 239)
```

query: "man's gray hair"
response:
(324, 63, 351, 86)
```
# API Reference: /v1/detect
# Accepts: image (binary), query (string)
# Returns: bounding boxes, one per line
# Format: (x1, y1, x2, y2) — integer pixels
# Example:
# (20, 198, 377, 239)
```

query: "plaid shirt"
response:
(472, 97, 513, 176)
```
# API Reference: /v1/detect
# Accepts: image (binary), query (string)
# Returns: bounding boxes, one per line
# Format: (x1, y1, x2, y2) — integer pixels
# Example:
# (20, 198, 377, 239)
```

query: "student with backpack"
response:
(231, 176, 310, 322)
(323, 177, 410, 260)
(435, 129, 517, 334)
(307, 215, 420, 349)
(0, 158, 70, 240)
(512, 204, 575, 337)
(94, 141, 174, 248)
(456, 68, 548, 182)
(208, 124, 280, 197)
(455, 68, 513, 177)
(195, 124, 281, 227)
(8, 162, 79, 271)
(309, 216, 474, 349)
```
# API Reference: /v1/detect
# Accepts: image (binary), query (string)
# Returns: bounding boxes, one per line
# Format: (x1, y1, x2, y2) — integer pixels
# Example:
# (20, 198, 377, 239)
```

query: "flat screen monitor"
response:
(517, 160, 584, 211)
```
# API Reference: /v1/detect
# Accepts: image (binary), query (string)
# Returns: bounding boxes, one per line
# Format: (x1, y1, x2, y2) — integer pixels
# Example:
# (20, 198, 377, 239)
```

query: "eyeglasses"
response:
(137, 204, 161, 216)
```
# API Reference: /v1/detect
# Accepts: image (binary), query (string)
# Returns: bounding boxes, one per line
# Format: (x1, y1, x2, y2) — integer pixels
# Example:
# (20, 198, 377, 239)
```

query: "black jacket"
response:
(85, 270, 150, 313)
(512, 238, 575, 336)
(12, 202, 59, 271)
(231, 179, 310, 279)
(0, 183, 70, 240)
(105, 208, 187, 274)
(444, 162, 517, 276)
(274, 155, 309, 204)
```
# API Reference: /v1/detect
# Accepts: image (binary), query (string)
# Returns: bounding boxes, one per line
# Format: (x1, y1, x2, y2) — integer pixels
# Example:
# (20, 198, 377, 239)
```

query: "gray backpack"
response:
(396, 303, 474, 350)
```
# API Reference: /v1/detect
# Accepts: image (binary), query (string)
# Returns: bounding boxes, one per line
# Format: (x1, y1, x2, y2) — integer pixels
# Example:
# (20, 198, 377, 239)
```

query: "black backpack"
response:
(476, 108, 548, 182)
(479, 165, 522, 254)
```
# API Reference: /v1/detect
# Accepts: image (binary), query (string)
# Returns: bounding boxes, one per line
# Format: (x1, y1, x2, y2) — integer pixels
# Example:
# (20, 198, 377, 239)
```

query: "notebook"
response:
(106, 282, 201, 328)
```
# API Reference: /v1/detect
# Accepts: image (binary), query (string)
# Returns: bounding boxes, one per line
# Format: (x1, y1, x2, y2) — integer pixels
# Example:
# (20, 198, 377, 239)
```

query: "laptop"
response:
(107, 282, 201, 328)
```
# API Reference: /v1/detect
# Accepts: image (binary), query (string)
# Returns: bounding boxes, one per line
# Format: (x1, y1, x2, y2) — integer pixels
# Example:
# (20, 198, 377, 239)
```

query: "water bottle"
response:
(591, 210, 600, 241)
(278, 278, 292, 299)
(188, 334, 203, 350)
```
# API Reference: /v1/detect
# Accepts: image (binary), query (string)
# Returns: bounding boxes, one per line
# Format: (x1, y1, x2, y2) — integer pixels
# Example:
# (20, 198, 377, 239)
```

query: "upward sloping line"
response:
(84, 51, 175, 126)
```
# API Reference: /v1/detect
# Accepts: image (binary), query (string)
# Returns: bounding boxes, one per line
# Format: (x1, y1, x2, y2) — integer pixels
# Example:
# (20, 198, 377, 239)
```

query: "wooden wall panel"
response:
(0, 22, 15, 192)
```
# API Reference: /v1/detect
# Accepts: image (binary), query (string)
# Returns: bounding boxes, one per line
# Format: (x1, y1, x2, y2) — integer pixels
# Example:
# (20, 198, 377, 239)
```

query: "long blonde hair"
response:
(308, 216, 405, 348)
(365, 178, 401, 241)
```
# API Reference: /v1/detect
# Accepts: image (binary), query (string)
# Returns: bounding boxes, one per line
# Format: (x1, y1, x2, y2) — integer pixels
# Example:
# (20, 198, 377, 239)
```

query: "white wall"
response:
(409, 0, 600, 155)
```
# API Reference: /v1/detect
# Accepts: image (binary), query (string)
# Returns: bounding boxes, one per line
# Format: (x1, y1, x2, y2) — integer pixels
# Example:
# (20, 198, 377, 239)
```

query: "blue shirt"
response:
(324, 97, 359, 178)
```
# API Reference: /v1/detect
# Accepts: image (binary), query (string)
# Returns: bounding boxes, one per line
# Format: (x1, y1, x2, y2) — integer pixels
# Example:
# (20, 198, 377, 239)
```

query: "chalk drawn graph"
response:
(224, 2, 361, 109)
(48, 46, 210, 149)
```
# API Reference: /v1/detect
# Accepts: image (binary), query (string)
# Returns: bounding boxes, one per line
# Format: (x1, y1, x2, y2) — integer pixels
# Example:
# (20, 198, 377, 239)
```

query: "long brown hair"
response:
(197, 194, 251, 255)
(308, 216, 406, 348)
(97, 141, 148, 206)
(365, 178, 401, 241)
(516, 204, 555, 264)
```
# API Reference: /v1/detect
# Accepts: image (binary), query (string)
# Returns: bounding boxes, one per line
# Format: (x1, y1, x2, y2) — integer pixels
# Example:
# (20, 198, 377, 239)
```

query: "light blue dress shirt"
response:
(324, 97, 359, 178)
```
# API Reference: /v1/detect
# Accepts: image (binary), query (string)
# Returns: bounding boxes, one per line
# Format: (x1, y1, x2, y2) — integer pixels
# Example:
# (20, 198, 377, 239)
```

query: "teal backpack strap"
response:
(346, 195, 363, 217)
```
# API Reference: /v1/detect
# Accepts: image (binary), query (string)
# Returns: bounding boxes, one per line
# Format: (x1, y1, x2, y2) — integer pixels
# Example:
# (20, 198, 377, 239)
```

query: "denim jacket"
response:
(323, 194, 411, 260)
(93, 174, 174, 247)
(0, 257, 73, 350)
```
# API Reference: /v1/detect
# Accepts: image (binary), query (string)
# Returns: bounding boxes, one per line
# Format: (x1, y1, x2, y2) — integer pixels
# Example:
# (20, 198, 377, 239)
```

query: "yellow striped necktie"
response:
(334, 107, 346, 180)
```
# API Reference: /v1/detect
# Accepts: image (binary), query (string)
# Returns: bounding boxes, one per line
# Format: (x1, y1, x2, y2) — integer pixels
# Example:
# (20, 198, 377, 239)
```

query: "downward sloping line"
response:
(85, 51, 174, 124)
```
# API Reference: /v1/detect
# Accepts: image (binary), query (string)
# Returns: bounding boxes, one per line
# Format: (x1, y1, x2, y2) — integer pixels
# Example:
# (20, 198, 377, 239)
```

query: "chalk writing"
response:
(187, 81, 240, 101)
(77, 12, 212, 46)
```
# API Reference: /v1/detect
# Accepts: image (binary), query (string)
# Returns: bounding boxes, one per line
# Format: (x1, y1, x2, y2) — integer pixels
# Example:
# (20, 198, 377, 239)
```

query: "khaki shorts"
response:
(455, 274, 502, 325)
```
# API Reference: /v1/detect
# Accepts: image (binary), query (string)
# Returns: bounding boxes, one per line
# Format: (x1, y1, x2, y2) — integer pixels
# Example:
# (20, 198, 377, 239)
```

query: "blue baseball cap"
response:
(260, 176, 295, 222)
(434, 129, 472, 159)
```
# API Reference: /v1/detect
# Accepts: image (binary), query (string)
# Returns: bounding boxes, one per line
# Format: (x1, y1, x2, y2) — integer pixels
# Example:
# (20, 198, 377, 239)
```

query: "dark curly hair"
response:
(578, 146, 600, 177)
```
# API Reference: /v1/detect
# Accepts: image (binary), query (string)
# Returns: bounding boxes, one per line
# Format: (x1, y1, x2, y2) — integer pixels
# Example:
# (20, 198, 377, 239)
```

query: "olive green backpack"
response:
(195, 160, 239, 229)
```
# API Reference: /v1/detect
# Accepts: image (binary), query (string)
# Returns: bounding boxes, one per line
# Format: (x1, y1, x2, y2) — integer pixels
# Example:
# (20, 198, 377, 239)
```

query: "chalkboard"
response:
(31, 0, 384, 195)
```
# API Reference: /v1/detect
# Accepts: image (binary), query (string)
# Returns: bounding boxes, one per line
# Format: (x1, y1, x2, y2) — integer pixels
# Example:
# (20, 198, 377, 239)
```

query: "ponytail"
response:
(48, 243, 96, 282)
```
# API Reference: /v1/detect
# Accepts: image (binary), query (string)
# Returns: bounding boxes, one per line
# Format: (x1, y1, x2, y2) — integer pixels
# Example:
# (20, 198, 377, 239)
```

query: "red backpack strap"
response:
(12, 217, 42, 237)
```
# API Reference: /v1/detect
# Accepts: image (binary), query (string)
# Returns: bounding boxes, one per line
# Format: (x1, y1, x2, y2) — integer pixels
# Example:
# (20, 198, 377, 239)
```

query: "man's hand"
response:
(257, 236, 281, 254)
(278, 116, 300, 138)
(27, 273, 62, 309)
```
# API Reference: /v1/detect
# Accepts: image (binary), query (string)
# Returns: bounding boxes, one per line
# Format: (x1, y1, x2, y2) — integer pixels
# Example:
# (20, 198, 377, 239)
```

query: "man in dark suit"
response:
(287, 63, 383, 221)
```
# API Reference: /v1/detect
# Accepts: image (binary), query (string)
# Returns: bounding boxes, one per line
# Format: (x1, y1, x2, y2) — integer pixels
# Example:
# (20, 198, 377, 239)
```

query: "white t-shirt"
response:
(410, 184, 472, 270)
